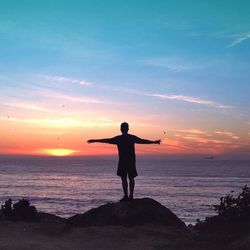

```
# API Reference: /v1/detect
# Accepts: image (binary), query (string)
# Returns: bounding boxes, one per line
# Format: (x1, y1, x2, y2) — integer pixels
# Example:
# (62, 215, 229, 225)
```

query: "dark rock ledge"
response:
(67, 197, 187, 229)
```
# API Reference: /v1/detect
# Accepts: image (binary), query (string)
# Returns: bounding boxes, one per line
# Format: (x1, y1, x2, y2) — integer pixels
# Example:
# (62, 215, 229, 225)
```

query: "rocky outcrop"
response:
(38, 212, 66, 223)
(1, 196, 249, 249)
(1, 198, 40, 222)
(67, 197, 187, 229)
(0, 198, 205, 249)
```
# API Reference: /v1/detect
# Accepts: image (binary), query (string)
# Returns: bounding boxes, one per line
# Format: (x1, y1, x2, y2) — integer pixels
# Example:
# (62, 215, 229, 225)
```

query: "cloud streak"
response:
(145, 93, 230, 109)
(0, 116, 120, 129)
(5, 102, 55, 113)
(143, 58, 201, 72)
(228, 32, 250, 48)
(170, 128, 207, 135)
(215, 130, 239, 139)
(43, 75, 92, 86)
(113, 87, 231, 109)
(37, 76, 231, 110)
(44, 92, 106, 104)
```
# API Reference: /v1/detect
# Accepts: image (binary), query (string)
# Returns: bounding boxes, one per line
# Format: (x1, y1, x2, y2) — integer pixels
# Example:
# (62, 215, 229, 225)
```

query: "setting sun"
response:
(42, 148, 77, 156)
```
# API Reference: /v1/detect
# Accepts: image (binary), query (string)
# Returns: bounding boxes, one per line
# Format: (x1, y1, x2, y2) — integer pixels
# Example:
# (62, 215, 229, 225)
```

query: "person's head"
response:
(120, 122, 129, 134)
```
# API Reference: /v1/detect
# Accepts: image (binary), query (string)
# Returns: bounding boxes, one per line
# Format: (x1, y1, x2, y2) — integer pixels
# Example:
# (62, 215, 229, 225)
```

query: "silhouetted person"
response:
(87, 122, 161, 201)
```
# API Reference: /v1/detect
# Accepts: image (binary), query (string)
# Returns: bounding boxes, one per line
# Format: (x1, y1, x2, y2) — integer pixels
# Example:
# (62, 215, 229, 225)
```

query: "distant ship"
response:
(204, 156, 214, 160)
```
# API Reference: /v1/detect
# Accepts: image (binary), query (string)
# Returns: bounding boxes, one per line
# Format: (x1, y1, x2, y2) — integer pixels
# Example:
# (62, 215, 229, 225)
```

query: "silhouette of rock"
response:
(1, 196, 249, 249)
(1, 199, 12, 217)
(1, 198, 40, 222)
(38, 212, 66, 223)
(67, 198, 187, 229)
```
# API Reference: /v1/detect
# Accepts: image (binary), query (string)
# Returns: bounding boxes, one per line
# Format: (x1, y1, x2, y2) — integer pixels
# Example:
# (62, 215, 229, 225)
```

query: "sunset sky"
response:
(0, 1, 250, 158)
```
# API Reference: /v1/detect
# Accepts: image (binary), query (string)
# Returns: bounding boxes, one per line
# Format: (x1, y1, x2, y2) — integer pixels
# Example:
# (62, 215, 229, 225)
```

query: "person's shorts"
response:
(117, 164, 138, 178)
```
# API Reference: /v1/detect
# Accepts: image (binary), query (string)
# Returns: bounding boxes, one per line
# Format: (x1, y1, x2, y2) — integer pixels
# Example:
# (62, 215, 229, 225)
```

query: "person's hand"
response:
(155, 140, 161, 144)
(87, 140, 94, 144)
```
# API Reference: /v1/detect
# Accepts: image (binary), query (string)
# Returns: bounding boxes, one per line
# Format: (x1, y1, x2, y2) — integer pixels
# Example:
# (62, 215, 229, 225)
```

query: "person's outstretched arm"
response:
(134, 136, 161, 144)
(87, 137, 117, 144)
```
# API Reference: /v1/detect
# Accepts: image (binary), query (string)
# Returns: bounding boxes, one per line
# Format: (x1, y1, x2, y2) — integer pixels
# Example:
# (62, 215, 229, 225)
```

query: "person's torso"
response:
(116, 134, 136, 161)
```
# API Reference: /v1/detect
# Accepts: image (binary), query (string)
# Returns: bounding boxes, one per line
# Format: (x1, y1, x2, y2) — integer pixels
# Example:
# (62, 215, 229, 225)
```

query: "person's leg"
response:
(121, 176, 128, 199)
(128, 177, 135, 199)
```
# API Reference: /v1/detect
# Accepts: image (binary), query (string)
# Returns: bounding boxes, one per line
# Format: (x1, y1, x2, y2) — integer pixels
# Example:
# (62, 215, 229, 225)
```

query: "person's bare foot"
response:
(120, 195, 129, 202)
(128, 195, 134, 201)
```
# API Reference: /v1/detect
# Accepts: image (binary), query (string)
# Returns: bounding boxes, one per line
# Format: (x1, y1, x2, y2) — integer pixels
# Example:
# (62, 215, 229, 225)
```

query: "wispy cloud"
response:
(170, 128, 207, 135)
(44, 92, 106, 104)
(111, 87, 231, 109)
(42, 75, 92, 86)
(215, 131, 239, 139)
(170, 128, 241, 153)
(228, 32, 250, 48)
(5, 102, 55, 113)
(145, 93, 230, 109)
(143, 58, 201, 72)
(0, 116, 120, 129)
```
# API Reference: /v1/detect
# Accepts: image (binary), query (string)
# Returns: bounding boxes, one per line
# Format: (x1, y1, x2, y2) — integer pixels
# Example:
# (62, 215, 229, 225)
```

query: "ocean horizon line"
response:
(0, 154, 250, 160)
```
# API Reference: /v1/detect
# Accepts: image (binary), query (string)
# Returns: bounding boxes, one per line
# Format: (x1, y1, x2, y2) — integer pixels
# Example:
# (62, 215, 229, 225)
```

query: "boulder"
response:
(67, 198, 187, 229)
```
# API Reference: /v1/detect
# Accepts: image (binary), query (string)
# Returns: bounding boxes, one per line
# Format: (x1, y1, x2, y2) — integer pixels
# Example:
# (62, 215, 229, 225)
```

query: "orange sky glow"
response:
(1, 113, 249, 158)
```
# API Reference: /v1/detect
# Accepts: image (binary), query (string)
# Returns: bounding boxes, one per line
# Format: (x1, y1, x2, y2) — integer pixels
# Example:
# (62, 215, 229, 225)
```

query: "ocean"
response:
(0, 155, 249, 225)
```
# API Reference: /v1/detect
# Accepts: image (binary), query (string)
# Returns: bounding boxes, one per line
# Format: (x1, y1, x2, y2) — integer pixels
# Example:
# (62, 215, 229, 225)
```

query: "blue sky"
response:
(0, 0, 250, 157)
